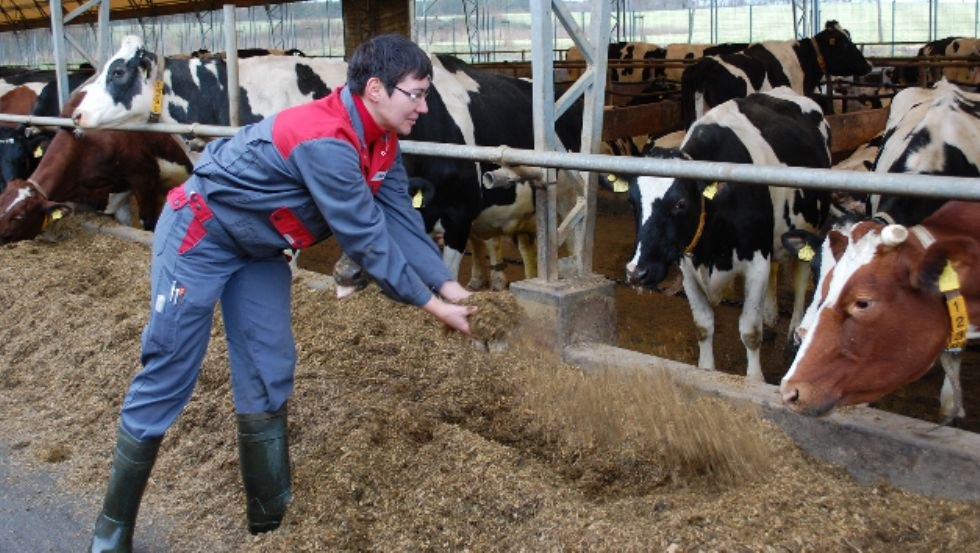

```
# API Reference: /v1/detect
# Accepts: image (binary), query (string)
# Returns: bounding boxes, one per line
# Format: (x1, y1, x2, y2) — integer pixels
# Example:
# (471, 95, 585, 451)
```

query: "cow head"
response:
(814, 21, 872, 77)
(0, 178, 72, 243)
(780, 221, 962, 416)
(73, 35, 159, 129)
(624, 147, 704, 289)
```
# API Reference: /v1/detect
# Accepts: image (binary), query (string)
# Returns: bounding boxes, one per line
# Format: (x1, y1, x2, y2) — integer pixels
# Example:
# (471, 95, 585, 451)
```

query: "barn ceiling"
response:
(0, 0, 303, 34)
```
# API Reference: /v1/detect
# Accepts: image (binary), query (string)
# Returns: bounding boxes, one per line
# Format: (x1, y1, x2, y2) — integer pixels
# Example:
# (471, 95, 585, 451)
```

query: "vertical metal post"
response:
(531, 0, 558, 281)
(223, 4, 240, 127)
(49, 0, 70, 110)
(813, 0, 821, 36)
(97, 0, 110, 67)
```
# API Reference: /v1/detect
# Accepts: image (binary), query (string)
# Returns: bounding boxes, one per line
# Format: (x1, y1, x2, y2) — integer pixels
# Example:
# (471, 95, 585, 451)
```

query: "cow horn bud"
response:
(881, 224, 908, 246)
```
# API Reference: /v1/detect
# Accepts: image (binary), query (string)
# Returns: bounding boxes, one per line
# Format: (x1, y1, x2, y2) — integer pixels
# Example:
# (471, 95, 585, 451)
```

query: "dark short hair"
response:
(347, 34, 433, 95)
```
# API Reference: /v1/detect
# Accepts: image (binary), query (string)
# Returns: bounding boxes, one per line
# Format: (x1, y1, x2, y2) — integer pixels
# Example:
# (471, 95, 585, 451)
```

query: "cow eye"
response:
(853, 298, 872, 310)
(671, 198, 686, 215)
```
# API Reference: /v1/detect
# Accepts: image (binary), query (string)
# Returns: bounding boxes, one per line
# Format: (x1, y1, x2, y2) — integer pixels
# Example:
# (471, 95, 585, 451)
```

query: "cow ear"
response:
(782, 229, 819, 261)
(827, 229, 849, 262)
(42, 201, 73, 218)
(914, 239, 975, 292)
(138, 49, 155, 75)
(698, 180, 726, 199)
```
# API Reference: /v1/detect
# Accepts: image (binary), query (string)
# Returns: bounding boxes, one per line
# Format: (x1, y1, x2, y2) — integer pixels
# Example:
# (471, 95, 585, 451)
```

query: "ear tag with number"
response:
(939, 261, 961, 293)
(702, 182, 718, 200)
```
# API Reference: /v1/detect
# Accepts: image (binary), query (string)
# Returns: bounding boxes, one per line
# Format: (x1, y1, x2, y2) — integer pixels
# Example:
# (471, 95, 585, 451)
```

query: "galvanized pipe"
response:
(1, 113, 977, 202)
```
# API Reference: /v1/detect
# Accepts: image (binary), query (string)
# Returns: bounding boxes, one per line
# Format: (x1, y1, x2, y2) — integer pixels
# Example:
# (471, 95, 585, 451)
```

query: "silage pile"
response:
(0, 213, 978, 552)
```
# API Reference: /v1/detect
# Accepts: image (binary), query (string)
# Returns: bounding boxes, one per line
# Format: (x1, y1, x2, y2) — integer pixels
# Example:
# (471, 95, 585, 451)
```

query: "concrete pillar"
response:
(510, 274, 616, 360)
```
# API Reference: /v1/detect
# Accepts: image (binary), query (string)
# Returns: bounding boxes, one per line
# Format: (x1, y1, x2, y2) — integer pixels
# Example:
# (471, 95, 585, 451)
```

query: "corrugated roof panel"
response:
(0, 1, 297, 33)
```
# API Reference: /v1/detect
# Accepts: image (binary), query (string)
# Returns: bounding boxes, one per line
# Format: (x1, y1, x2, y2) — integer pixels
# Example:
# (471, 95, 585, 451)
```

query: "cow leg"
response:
(939, 350, 966, 424)
(680, 260, 716, 371)
(103, 191, 134, 227)
(739, 257, 770, 383)
(515, 233, 537, 280)
(763, 262, 780, 328)
(786, 258, 811, 341)
(466, 238, 491, 291)
(487, 237, 511, 291)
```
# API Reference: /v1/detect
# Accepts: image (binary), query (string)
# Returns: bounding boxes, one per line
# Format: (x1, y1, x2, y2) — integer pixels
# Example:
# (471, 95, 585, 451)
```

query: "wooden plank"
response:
(602, 100, 681, 141)
(826, 107, 889, 155)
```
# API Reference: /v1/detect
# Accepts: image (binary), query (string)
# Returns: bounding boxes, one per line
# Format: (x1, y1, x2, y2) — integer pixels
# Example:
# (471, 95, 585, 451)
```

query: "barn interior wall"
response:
(342, 0, 411, 58)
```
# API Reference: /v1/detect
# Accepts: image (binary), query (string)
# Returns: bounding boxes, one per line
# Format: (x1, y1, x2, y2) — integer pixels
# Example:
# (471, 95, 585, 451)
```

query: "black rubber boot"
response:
(237, 405, 292, 534)
(89, 426, 162, 553)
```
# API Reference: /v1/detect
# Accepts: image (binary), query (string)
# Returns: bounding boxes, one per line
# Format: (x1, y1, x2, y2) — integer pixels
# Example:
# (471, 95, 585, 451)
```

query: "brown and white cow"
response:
(782, 80, 980, 423)
(780, 202, 980, 419)
(0, 92, 192, 242)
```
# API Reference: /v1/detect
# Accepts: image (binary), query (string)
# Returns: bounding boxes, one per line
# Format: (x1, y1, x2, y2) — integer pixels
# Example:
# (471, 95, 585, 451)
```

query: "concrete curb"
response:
(565, 342, 980, 502)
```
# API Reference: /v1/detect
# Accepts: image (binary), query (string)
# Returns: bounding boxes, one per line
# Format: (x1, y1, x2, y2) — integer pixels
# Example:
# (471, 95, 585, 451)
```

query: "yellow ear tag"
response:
(151, 80, 165, 115)
(33, 145, 44, 158)
(51, 209, 64, 221)
(938, 261, 961, 293)
(703, 182, 718, 199)
(797, 244, 815, 262)
(613, 177, 629, 193)
(412, 189, 423, 209)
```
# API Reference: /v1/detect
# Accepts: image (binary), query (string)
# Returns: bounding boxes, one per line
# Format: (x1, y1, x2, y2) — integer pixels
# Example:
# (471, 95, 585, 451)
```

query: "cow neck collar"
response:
(810, 37, 827, 74)
(908, 224, 970, 351)
(26, 178, 48, 200)
(148, 53, 166, 123)
(683, 190, 709, 255)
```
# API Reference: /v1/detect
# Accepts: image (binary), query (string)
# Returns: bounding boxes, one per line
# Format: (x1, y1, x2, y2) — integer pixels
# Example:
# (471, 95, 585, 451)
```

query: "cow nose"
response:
(624, 263, 644, 285)
(781, 386, 800, 406)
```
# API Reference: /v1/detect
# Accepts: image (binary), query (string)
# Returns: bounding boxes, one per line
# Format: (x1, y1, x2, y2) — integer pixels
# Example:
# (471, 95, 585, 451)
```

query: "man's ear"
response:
(364, 77, 385, 102)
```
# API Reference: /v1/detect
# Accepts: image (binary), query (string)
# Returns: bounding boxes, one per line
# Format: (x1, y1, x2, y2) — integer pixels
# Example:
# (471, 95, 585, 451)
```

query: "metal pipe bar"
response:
(2, 113, 976, 202)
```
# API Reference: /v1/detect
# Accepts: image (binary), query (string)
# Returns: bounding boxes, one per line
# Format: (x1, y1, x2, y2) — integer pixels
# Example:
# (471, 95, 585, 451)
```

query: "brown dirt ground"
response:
(1, 210, 978, 552)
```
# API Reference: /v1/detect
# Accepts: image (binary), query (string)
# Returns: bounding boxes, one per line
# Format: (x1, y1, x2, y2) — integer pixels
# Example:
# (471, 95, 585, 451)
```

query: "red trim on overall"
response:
(271, 87, 397, 195)
(167, 184, 214, 254)
(269, 207, 315, 249)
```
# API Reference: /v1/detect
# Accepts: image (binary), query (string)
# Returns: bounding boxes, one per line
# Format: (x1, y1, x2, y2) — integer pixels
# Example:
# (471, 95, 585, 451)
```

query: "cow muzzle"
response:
(333, 253, 370, 298)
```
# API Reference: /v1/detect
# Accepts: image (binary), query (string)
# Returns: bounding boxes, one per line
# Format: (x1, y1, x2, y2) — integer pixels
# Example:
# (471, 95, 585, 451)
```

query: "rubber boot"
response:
(89, 426, 162, 553)
(237, 406, 292, 534)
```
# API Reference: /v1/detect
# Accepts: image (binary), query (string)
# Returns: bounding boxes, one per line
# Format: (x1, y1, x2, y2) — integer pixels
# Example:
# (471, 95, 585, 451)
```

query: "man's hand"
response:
(422, 295, 476, 335)
(438, 280, 472, 303)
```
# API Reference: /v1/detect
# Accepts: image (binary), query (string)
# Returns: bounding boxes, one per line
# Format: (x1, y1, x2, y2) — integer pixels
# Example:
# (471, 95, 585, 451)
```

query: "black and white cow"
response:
(680, 21, 872, 126)
(624, 88, 831, 382)
(566, 41, 668, 83)
(71, 35, 347, 129)
(403, 54, 583, 290)
(891, 37, 980, 88)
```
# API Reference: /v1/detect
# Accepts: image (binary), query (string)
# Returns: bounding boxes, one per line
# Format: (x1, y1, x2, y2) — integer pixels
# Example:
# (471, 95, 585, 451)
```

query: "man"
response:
(90, 34, 475, 552)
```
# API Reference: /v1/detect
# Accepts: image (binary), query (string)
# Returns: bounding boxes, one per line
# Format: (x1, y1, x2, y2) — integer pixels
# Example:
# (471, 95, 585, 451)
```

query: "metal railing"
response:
(1, 113, 977, 202)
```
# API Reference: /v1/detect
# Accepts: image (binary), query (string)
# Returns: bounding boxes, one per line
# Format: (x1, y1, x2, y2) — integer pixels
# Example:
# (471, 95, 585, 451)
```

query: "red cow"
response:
(0, 122, 192, 242)
(780, 201, 980, 419)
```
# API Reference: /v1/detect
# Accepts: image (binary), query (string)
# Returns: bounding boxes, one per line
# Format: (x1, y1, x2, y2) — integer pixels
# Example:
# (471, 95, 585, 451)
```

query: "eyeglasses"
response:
(392, 85, 429, 102)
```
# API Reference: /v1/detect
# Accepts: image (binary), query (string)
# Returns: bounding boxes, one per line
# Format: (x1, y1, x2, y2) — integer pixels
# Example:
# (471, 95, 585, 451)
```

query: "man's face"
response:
(374, 75, 431, 135)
